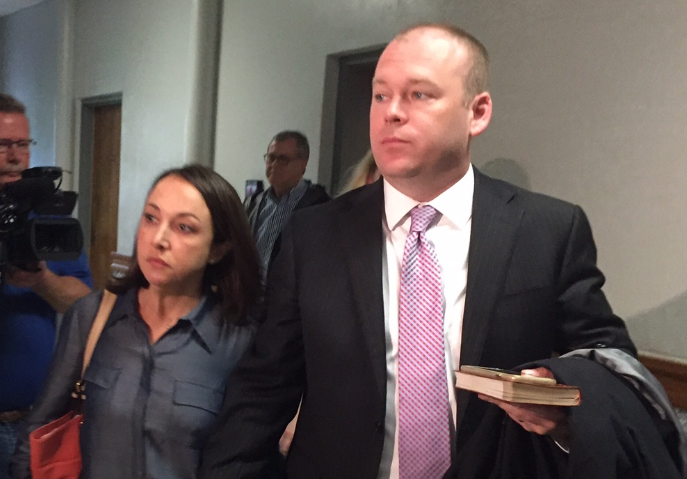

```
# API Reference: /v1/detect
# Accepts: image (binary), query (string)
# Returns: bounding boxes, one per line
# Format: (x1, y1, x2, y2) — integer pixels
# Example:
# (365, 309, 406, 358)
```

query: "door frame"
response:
(317, 44, 385, 193)
(77, 93, 122, 256)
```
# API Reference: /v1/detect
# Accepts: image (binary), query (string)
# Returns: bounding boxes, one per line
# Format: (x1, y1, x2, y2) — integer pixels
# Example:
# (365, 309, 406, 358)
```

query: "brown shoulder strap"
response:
(81, 290, 117, 378)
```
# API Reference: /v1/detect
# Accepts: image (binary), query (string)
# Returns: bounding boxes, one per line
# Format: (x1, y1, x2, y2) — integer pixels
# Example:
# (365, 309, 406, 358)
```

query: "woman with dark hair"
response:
(12, 165, 260, 479)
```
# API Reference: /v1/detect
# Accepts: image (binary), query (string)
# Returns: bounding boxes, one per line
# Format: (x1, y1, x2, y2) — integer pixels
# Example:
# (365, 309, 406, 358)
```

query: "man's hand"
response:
(279, 425, 295, 456)
(5, 261, 91, 313)
(279, 408, 300, 456)
(5, 261, 48, 289)
(477, 367, 570, 446)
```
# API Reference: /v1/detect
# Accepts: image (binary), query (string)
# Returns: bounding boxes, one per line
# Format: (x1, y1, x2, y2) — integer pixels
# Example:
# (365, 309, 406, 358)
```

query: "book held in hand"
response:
(454, 365, 581, 406)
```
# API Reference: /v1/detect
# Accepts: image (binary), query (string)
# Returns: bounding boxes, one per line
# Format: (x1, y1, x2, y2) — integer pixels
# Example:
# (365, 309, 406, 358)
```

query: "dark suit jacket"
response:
(200, 169, 636, 479)
(244, 182, 330, 276)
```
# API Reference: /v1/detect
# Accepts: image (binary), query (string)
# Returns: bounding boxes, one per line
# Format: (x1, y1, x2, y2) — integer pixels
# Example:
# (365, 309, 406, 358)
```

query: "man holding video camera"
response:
(0, 93, 93, 479)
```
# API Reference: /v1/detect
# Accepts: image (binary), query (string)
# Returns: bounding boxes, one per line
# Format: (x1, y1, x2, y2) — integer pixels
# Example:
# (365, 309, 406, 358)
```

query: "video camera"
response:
(0, 167, 84, 284)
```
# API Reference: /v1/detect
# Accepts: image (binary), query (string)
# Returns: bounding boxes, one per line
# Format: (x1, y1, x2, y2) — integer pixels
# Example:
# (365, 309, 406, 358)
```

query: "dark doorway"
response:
(319, 45, 384, 195)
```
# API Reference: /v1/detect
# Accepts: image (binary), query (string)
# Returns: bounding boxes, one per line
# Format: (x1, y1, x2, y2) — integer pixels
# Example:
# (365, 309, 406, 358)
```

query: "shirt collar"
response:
(109, 287, 137, 324)
(383, 164, 474, 230)
(179, 293, 222, 352)
(113, 287, 222, 352)
(267, 178, 309, 202)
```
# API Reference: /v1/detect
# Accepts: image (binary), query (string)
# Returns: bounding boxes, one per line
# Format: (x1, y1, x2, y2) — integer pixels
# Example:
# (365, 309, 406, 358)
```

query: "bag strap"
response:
(81, 290, 117, 378)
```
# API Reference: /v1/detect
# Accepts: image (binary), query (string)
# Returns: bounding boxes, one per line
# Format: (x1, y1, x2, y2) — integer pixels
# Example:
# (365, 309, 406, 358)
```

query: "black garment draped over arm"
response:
(479, 357, 684, 479)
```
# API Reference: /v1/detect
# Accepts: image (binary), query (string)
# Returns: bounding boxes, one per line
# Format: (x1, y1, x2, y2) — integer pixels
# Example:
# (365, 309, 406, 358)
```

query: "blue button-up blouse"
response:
(12, 288, 255, 479)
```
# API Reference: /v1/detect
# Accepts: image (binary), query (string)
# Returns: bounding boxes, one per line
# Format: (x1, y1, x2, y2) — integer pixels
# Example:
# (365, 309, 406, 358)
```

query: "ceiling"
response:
(0, 0, 46, 17)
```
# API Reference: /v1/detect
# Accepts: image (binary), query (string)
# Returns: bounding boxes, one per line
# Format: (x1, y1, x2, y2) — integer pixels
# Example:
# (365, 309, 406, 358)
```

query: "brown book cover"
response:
(454, 365, 581, 406)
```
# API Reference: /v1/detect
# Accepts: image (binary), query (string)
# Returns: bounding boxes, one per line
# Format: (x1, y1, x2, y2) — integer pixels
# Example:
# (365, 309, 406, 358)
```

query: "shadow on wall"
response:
(625, 289, 687, 361)
(477, 158, 686, 361)
(478, 158, 531, 191)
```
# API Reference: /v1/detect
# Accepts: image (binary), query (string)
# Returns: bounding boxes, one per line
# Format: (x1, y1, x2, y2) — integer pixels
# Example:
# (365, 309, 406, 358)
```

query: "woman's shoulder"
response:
(63, 288, 134, 335)
(226, 301, 260, 335)
(64, 289, 104, 323)
(204, 298, 257, 343)
(73, 288, 105, 309)
(217, 310, 257, 337)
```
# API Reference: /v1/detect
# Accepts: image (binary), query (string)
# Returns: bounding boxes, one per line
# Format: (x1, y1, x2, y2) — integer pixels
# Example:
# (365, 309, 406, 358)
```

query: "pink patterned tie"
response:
(398, 205, 451, 479)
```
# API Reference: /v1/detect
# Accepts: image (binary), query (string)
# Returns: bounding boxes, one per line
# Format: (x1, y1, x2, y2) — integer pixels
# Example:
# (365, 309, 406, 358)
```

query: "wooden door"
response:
(89, 104, 121, 290)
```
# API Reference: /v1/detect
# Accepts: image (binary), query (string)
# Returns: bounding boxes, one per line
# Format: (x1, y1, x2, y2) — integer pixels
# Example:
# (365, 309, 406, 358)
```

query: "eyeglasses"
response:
(0, 139, 36, 154)
(263, 153, 300, 165)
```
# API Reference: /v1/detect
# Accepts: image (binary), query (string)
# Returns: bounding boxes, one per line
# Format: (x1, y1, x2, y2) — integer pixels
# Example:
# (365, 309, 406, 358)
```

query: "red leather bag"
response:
(28, 291, 117, 479)
(29, 410, 83, 478)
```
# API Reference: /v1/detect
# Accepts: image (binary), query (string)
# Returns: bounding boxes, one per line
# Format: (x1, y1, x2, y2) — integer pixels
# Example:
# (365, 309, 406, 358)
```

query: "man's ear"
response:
(469, 91, 492, 138)
(208, 241, 232, 265)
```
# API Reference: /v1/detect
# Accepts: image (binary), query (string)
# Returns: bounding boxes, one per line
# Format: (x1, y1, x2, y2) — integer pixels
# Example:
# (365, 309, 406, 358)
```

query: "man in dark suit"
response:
(244, 130, 330, 281)
(199, 24, 670, 479)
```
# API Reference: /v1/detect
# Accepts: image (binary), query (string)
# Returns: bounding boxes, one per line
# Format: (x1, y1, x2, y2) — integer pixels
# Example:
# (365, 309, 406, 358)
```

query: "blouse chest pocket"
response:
(81, 362, 122, 431)
(83, 362, 121, 390)
(171, 380, 224, 448)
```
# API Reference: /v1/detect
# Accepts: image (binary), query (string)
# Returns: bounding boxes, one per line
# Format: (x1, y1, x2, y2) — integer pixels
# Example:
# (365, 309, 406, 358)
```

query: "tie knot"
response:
(409, 205, 439, 233)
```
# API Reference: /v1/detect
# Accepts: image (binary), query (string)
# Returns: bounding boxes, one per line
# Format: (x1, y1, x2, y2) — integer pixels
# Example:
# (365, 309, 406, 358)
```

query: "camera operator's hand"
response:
(6, 261, 48, 288)
(6, 261, 91, 313)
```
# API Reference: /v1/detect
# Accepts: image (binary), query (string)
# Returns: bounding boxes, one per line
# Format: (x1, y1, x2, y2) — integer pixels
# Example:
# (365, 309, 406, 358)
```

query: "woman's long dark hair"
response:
(107, 165, 261, 322)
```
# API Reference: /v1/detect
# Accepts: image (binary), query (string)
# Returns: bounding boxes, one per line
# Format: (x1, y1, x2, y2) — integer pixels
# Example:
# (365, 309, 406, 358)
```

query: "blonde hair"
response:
(339, 150, 379, 195)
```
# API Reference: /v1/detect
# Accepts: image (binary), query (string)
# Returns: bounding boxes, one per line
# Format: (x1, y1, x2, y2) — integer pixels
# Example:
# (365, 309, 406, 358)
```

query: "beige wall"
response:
(0, 0, 220, 253)
(0, 0, 64, 170)
(72, 0, 221, 252)
(2, 1, 685, 359)
(214, 1, 687, 359)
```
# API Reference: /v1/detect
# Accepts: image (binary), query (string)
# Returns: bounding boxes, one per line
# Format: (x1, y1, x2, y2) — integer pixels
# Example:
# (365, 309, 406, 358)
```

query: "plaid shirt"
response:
(254, 179, 308, 281)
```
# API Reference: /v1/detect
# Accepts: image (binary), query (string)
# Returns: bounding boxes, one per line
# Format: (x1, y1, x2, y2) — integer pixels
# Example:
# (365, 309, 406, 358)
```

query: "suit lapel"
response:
(247, 191, 266, 234)
(457, 170, 523, 428)
(338, 182, 387, 401)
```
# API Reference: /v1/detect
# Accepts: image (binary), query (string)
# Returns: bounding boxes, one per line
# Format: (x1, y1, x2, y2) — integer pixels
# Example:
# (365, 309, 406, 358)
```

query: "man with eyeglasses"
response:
(244, 130, 330, 281)
(0, 93, 93, 479)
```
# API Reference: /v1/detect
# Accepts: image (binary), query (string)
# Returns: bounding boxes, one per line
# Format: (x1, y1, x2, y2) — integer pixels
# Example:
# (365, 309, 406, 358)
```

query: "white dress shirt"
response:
(377, 165, 474, 479)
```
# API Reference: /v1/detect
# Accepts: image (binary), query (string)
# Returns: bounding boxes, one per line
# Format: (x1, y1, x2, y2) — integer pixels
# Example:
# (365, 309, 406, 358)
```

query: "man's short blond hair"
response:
(397, 23, 490, 104)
